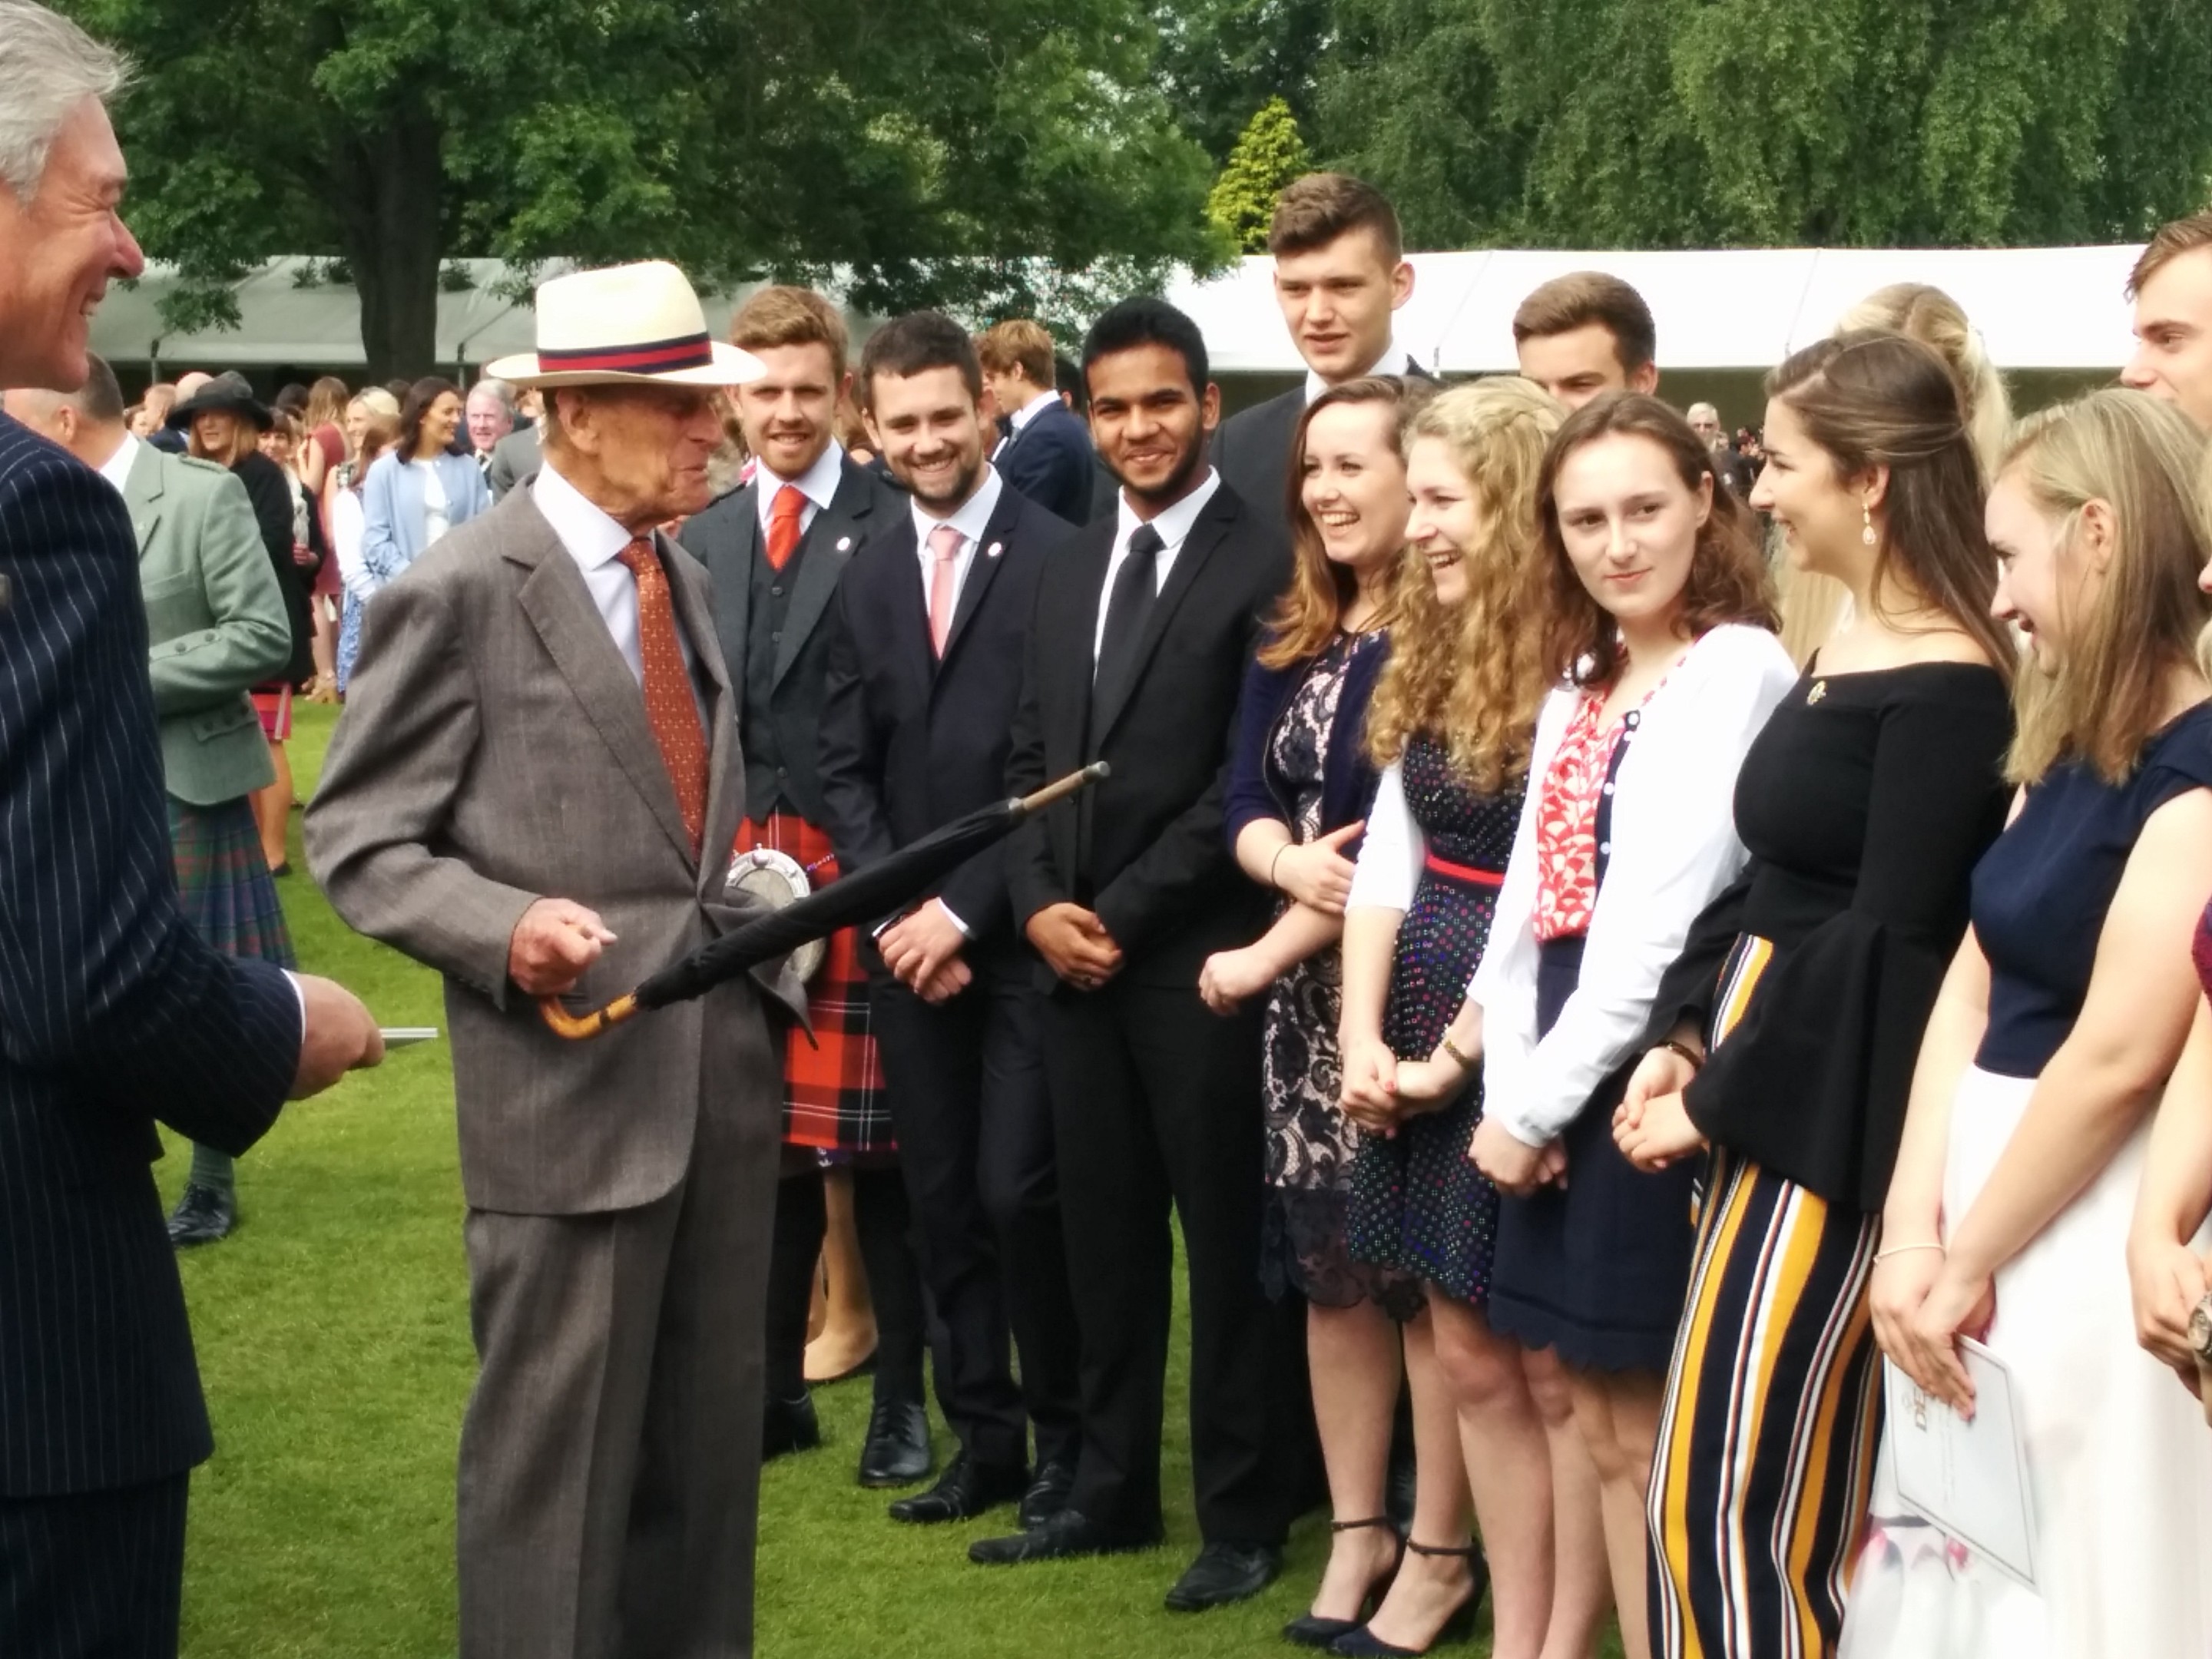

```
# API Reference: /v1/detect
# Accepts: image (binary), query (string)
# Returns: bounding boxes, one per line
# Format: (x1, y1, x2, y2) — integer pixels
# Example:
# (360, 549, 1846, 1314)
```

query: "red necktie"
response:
(617, 538, 709, 853)
(766, 484, 805, 572)
(926, 524, 962, 657)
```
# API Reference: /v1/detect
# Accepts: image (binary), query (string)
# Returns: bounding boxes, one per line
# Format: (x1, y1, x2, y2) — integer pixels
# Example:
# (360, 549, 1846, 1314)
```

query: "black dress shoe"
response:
(762, 1392, 821, 1460)
(1284, 1517, 1403, 1647)
(968, 1506, 1163, 1565)
(1330, 1537, 1488, 1655)
(856, 1398, 932, 1488)
(1018, 1455, 1078, 1530)
(887, 1452, 1028, 1524)
(1165, 1540, 1284, 1612)
(167, 1183, 234, 1247)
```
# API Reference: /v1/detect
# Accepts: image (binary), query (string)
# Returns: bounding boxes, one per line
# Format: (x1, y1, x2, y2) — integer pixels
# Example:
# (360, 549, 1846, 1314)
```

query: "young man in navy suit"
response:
(979, 319, 1096, 526)
(1211, 174, 1427, 540)
(817, 312, 1084, 1531)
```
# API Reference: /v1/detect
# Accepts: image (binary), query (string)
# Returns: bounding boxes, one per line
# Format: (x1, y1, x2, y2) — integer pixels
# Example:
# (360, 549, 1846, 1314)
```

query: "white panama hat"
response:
(486, 260, 765, 389)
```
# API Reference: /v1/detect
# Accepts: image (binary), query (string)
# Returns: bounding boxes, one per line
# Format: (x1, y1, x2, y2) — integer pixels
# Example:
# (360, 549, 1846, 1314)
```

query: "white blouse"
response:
(1469, 624, 1798, 1148)
(1347, 759, 1423, 912)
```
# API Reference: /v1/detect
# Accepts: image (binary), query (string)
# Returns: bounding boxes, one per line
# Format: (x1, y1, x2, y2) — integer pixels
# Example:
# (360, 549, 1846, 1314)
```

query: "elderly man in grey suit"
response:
(306, 261, 792, 1659)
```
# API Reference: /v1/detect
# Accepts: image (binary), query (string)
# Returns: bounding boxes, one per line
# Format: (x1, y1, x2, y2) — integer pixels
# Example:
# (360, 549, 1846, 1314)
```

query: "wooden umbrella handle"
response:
(538, 991, 642, 1041)
(1012, 761, 1110, 818)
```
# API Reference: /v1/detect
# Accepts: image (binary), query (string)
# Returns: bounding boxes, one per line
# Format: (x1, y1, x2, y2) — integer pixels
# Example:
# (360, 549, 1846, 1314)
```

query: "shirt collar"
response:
(94, 431, 139, 496)
(1114, 467, 1221, 557)
(531, 455, 641, 571)
(757, 440, 846, 523)
(1303, 336, 1417, 405)
(910, 464, 1004, 551)
(1008, 389, 1061, 433)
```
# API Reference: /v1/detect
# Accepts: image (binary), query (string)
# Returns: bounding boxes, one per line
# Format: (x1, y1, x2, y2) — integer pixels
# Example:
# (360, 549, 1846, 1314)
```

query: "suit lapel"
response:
(772, 461, 876, 688)
(873, 517, 937, 701)
(506, 503, 699, 867)
(662, 535, 735, 885)
(123, 444, 164, 557)
(1089, 495, 1233, 745)
(937, 494, 1019, 669)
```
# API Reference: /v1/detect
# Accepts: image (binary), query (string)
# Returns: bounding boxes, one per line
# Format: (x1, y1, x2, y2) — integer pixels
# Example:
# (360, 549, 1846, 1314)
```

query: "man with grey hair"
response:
(465, 376, 518, 467)
(0, 5, 381, 1651)
(1687, 399, 1753, 498)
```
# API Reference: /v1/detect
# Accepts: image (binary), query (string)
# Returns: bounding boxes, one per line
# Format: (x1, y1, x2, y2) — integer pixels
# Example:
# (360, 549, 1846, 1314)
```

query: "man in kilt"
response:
(680, 286, 935, 1487)
(6, 355, 297, 1249)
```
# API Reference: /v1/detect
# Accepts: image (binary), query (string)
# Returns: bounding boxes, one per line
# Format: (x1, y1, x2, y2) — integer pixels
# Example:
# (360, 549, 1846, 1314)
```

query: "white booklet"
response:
(1883, 1340, 2038, 1590)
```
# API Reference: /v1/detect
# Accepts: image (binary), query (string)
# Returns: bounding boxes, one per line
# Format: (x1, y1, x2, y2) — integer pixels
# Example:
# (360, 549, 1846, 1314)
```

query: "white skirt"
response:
(1839, 1064, 2212, 1659)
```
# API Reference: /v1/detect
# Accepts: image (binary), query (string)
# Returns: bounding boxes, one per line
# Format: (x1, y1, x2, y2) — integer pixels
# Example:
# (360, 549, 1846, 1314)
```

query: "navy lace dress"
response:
(1346, 732, 1525, 1304)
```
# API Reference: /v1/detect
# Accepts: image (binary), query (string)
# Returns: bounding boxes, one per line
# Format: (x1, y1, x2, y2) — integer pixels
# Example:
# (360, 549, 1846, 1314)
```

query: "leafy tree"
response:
(1152, 0, 1336, 165)
(1207, 98, 1313, 252)
(1316, 0, 2212, 249)
(68, 0, 1223, 377)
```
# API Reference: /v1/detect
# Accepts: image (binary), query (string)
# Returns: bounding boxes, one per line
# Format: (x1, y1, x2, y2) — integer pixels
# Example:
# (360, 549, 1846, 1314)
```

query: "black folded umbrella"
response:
(539, 763, 1108, 1038)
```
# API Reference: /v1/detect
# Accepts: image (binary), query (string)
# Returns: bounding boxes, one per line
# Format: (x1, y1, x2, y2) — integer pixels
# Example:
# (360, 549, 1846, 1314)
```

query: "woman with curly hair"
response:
(1332, 377, 1567, 1656)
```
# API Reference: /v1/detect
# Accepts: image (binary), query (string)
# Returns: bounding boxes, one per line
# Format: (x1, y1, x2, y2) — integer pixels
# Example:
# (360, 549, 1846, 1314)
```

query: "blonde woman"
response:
(1779, 284, 2013, 664)
(1334, 379, 1571, 1657)
(1847, 389, 2212, 1657)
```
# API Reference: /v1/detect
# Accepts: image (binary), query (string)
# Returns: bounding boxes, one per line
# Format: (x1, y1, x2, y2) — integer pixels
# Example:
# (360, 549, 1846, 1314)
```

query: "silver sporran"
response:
(725, 846, 827, 985)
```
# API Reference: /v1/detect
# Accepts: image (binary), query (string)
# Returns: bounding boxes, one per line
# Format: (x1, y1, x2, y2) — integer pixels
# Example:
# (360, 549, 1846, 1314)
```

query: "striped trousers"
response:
(0, 1475, 189, 1657)
(1647, 938, 1883, 1659)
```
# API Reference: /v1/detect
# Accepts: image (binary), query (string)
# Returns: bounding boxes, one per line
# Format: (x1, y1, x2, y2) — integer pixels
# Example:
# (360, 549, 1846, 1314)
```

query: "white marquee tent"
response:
(93, 245, 2147, 382)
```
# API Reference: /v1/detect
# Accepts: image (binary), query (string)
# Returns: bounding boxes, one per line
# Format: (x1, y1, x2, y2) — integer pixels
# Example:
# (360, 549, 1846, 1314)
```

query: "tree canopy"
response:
(1207, 98, 1313, 252)
(69, 0, 1225, 377)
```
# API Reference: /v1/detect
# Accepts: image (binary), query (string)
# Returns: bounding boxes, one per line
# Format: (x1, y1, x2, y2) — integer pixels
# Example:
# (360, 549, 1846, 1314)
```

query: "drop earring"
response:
(1861, 501, 1877, 546)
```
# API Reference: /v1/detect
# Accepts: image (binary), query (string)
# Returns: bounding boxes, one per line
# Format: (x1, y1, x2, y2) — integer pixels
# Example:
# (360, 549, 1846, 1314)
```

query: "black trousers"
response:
(0, 1474, 189, 1658)
(1042, 976, 1298, 1545)
(873, 965, 1081, 1472)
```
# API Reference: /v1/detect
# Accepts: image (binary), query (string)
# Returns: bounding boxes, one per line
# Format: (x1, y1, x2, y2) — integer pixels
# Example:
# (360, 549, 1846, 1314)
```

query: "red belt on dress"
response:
(1424, 850, 1505, 887)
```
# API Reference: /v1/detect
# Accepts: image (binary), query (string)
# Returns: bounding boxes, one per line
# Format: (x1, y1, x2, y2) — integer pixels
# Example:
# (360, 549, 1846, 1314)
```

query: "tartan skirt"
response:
(734, 811, 890, 1155)
(167, 795, 297, 970)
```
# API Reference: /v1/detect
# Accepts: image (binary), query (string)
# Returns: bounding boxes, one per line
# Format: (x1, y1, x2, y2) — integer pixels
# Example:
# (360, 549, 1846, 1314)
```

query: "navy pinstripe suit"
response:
(0, 414, 301, 1655)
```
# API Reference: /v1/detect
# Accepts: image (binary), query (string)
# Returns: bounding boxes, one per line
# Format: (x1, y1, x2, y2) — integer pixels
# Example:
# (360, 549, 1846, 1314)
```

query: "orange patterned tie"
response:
(766, 484, 805, 572)
(617, 537, 709, 853)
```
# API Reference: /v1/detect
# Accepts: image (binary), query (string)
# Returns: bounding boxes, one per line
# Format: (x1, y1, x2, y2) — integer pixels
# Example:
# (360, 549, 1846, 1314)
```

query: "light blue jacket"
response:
(359, 449, 492, 589)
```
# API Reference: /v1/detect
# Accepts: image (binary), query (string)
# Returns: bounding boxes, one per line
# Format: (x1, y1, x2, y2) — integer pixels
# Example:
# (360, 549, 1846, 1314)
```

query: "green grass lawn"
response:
(164, 700, 1620, 1658)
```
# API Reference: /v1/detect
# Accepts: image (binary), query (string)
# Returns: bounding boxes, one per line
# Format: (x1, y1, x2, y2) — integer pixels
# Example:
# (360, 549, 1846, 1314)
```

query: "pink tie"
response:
(927, 525, 962, 657)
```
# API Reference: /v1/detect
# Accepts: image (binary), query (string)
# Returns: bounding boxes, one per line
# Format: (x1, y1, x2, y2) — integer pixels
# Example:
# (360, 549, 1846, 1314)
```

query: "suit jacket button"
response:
(770, 630, 782, 643)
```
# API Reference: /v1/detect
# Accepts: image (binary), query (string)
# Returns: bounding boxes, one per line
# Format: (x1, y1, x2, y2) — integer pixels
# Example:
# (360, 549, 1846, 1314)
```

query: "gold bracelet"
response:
(1873, 1241, 1945, 1263)
(1438, 1033, 1473, 1071)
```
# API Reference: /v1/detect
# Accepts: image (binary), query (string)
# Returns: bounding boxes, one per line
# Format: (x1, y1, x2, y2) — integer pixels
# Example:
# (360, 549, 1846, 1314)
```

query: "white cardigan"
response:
(1469, 624, 1798, 1147)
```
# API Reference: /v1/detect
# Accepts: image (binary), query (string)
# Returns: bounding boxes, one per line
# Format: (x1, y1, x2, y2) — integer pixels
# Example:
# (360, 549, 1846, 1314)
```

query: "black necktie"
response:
(1095, 523, 1165, 704)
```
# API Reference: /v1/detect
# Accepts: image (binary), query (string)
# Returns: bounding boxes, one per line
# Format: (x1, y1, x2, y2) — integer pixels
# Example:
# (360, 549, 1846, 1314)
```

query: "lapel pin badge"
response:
(986, 541, 1004, 559)
(836, 535, 853, 552)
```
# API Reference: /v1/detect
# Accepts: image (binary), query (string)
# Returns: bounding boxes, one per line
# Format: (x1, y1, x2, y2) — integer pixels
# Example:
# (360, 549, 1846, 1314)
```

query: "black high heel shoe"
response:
(1282, 1516, 1404, 1649)
(1328, 1536, 1489, 1657)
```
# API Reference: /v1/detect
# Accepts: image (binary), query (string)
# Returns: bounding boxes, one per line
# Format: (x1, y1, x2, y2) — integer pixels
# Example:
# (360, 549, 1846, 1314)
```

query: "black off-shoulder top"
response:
(1654, 661, 2015, 1211)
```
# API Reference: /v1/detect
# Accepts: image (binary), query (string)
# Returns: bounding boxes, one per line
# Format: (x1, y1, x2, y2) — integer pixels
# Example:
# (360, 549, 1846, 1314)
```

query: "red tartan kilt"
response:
(733, 813, 891, 1154)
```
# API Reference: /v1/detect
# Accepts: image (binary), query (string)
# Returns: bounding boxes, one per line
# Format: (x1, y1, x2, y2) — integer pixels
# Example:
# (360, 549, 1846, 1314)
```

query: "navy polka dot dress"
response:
(1346, 732, 1524, 1305)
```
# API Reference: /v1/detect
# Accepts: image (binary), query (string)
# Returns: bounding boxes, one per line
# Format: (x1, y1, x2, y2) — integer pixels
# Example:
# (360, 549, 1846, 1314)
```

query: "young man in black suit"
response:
(1210, 173, 1427, 538)
(979, 319, 1096, 526)
(969, 296, 1300, 1613)
(816, 312, 1085, 1532)
(677, 286, 935, 1489)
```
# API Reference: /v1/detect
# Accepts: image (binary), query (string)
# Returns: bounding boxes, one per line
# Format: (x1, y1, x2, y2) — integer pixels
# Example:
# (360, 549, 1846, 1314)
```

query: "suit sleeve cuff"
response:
(933, 897, 975, 940)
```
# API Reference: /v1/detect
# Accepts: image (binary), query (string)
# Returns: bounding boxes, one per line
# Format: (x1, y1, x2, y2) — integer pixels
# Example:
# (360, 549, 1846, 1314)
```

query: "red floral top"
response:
(1533, 674, 1671, 941)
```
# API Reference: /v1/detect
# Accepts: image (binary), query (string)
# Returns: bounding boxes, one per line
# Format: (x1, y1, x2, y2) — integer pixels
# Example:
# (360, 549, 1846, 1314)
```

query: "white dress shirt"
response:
(1466, 624, 1800, 1147)
(531, 460, 703, 712)
(94, 431, 139, 495)
(909, 465, 1003, 620)
(1094, 469, 1223, 663)
(753, 441, 846, 539)
(992, 389, 1062, 460)
(1304, 337, 1421, 405)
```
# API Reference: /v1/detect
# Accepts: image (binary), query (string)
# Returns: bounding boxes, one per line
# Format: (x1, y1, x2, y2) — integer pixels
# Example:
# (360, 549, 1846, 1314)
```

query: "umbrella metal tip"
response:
(1086, 761, 1111, 781)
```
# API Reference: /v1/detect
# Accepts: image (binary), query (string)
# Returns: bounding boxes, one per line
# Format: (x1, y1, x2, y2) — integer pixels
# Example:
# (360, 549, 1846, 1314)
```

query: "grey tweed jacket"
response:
(305, 485, 800, 1217)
